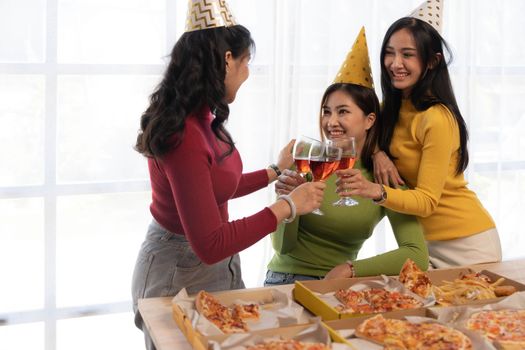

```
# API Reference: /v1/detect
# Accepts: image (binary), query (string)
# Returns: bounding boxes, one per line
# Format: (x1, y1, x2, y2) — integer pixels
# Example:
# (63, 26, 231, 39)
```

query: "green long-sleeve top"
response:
(268, 161, 429, 277)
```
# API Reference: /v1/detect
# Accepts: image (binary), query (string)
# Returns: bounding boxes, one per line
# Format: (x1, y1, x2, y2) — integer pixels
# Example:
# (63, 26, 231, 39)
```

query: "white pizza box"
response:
(171, 286, 315, 350)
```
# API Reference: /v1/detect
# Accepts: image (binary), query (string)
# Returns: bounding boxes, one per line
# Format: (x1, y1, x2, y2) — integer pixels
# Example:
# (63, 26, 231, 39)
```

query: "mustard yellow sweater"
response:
(383, 100, 495, 241)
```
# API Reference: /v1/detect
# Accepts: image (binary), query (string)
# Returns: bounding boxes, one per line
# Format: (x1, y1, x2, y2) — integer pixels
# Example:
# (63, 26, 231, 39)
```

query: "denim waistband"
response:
(148, 218, 188, 242)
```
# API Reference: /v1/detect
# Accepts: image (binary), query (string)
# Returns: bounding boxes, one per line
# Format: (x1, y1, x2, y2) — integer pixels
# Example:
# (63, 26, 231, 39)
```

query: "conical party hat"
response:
(333, 26, 374, 89)
(185, 0, 237, 33)
(408, 0, 443, 33)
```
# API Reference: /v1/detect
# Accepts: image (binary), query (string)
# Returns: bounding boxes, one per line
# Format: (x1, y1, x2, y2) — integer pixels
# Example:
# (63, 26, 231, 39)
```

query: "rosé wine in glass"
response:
(331, 137, 358, 207)
(308, 141, 342, 215)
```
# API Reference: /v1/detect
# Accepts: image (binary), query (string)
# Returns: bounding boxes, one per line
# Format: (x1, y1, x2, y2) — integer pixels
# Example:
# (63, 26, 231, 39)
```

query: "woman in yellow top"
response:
(337, 17, 502, 268)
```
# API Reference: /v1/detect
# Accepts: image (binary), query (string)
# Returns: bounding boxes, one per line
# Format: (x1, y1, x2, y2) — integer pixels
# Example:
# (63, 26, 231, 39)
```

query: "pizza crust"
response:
(195, 290, 207, 315)
(232, 303, 260, 320)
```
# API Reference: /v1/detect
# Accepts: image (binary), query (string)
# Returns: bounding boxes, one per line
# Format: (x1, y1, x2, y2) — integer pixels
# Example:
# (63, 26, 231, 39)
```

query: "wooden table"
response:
(138, 259, 525, 350)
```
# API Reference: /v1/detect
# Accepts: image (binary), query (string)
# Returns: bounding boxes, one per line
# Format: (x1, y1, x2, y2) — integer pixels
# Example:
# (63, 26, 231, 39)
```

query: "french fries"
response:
(433, 276, 506, 306)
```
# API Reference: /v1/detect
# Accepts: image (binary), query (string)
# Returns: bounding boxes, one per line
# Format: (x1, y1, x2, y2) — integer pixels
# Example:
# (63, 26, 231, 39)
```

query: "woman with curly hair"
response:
(131, 2, 324, 349)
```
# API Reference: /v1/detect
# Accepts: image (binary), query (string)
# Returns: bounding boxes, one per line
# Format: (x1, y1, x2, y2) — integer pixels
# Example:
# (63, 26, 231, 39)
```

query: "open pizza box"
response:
(321, 307, 495, 349)
(294, 267, 525, 321)
(427, 268, 525, 307)
(293, 276, 434, 321)
(205, 319, 356, 350)
(425, 266, 474, 284)
(171, 286, 316, 350)
(432, 291, 525, 349)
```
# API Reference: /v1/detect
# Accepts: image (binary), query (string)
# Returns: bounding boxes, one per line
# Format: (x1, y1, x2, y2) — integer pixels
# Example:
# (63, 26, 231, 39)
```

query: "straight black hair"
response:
(379, 17, 469, 174)
(319, 83, 380, 172)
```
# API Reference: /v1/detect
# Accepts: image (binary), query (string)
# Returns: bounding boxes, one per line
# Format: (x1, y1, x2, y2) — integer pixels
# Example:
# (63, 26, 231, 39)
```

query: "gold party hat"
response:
(408, 0, 443, 33)
(185, 0, 237, 33)
(333, 26, 374, 89)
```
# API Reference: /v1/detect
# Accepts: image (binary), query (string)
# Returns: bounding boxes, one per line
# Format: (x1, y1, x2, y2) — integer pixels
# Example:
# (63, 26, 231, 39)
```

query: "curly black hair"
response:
(135, 25, 255, 159)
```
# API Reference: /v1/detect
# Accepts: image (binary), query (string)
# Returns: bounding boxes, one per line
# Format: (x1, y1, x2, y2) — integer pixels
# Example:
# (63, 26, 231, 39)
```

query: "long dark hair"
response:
(319, 83, 380, 172)
(135, 25, 255, 158)
(379, 17, 469, 174)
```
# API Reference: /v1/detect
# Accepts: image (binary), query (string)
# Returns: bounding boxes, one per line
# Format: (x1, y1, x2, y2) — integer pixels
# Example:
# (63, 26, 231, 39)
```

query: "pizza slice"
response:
(195, 290, 249, 333)
(334, 289, 375, 314)
(222, 315, 249, 333)
(399, 258, 432, 298)
(335, 288, 422, 314)
(334, 289, 363, 308)
(232, 303, 260, 320)
(195, 290, 231, 319)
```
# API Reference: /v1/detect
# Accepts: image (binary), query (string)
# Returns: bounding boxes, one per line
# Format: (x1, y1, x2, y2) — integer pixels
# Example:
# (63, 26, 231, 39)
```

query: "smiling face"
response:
(224, 50, 251, 104)
(383, 28, 424, 98)
(321, 89, 375, 156)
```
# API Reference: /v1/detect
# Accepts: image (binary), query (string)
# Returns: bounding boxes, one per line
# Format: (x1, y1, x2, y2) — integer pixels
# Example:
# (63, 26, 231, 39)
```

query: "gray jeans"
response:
(264, 270, 322, 286)
(131, 219, 245, 350)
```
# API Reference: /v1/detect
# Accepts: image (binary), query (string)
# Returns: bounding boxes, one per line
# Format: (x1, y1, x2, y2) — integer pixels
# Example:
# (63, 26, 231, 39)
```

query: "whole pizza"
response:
(356, 314, 473, 350)
(466, 309, 525, 349)
(335, 287, 422, 314)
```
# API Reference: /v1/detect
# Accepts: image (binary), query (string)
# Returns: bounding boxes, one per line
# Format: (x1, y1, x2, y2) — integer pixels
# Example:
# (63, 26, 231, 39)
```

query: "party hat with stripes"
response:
(185, 0, 237, 32)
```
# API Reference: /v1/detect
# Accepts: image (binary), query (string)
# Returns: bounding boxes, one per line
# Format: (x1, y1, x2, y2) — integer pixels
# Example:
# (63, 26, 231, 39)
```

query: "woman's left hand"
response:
(324, 263, 353, 279)
(276, 139, 295, 172)
(372, 151, 404, 188)
(335, 169, 383, 200)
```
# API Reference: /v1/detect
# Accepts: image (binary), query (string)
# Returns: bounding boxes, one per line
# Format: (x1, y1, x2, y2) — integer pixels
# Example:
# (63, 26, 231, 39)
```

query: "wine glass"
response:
(332, 137, 358, 207)
(308, 140, 342, 215)
(292, 135, 320, 178)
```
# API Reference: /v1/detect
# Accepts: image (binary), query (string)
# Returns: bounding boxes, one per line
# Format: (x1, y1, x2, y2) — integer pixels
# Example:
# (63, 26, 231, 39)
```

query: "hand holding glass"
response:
(293, 135, 320, 177)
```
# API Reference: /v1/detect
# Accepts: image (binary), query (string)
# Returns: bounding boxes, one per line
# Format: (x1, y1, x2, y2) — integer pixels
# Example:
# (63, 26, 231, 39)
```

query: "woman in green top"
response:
(265, 82, 429, 285)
